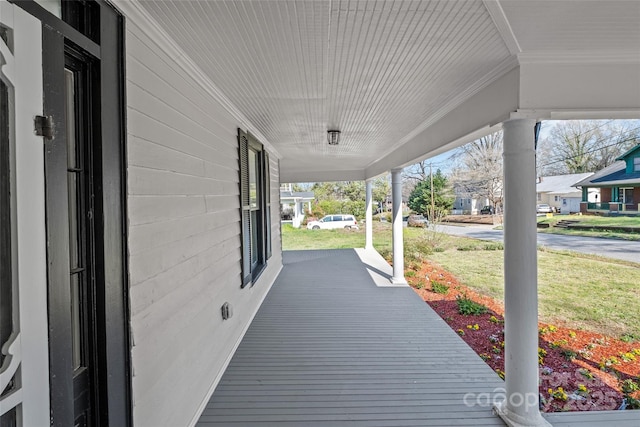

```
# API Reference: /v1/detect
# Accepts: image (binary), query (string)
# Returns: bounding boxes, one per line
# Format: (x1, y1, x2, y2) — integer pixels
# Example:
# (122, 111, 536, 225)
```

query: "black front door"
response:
(16, 0, 132, 425)
(43, 25, 102, 427)
(65, 49, 99, 427)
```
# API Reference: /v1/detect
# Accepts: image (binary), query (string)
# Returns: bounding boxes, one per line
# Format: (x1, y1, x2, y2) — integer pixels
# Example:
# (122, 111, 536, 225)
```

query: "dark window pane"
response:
(0, 406, 18, 427)
(250, 211, 258, 266)
(249, 149, 258, 208)
(71, 273, 81, 369)
(0, 73, 13, 370)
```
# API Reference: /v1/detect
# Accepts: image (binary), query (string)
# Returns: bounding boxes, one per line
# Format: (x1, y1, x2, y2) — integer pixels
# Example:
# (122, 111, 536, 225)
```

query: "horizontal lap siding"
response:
(125, 21, 282, 427)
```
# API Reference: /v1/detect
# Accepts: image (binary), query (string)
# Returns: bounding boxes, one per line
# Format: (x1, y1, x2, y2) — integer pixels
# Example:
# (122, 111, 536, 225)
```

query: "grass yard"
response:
(571, 216, 640, 228)
(538, 215, 640, 241)
(282, 221, 425, 252)
(282, 222, 640, 338)
(428, 244, 640, 338)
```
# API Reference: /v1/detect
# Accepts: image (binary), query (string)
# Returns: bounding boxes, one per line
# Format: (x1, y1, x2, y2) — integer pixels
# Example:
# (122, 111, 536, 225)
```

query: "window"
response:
(238, 129, 271, 287)
(634, 157, 640, 172)
(537, 193, 542, 201)
(621, 188, 634, 204)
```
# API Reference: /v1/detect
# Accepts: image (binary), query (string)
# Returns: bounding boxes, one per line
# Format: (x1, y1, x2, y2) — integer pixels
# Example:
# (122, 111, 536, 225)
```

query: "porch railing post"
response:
(495, 119, 551, 427)
(390, 168, 407, 285)
(365, 179, 374, 250)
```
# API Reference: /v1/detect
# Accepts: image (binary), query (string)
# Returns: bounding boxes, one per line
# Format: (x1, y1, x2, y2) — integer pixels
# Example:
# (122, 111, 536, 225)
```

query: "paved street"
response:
(436, 224, 640, 264)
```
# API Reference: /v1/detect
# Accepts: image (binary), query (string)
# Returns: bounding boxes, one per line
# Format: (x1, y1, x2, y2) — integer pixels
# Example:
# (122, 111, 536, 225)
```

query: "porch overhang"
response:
(115, 0, 640, 183)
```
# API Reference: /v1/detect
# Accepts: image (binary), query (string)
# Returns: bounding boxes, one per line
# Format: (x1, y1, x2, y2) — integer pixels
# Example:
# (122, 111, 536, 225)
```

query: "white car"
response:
(536, 204, 555, 213)
(307, 214, 359, 230)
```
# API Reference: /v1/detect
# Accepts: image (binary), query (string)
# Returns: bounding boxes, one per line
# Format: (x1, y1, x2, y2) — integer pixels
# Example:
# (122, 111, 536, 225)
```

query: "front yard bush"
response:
(456, 295, 488, 316)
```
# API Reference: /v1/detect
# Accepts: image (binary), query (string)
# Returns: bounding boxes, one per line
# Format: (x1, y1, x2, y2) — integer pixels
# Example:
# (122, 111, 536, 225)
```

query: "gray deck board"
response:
(196, 249, 638, 426)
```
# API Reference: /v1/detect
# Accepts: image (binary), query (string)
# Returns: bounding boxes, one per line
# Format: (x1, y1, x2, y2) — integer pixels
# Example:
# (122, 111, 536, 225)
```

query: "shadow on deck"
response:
(196, 249, 639, 426)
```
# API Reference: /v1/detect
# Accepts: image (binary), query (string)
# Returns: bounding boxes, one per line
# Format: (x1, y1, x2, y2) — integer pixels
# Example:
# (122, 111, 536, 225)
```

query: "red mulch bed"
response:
(405, 260, 640, 413)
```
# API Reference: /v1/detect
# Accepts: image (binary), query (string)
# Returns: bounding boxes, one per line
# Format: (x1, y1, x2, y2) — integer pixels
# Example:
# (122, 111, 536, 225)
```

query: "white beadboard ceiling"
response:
(135, 0, 640, 180)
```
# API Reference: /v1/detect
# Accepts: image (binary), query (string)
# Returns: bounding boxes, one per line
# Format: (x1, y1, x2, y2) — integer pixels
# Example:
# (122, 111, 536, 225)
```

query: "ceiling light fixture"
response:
(327, 130, 341, 145)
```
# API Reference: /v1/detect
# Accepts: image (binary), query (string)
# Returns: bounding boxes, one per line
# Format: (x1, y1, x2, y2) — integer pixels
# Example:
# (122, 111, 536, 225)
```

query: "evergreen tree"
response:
(407, 169, 454, 220)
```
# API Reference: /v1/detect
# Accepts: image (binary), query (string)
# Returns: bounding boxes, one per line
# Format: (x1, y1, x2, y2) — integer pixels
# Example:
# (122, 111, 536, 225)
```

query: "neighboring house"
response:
(451, 177, 502, 215)
(3, 2, 639, 427)
(574, 144, 640, 215)
(452, 194, 490, 215)
(536, 173, 596, 214)
(280, 185, 314, 228)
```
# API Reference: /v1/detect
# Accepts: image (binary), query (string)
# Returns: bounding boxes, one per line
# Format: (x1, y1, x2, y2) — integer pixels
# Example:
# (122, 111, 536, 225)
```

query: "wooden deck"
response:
(196, 249, 639, 426)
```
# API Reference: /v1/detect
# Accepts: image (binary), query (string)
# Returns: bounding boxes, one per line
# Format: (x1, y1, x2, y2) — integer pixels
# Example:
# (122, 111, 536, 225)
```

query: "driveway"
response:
(435, 224, 640, 264)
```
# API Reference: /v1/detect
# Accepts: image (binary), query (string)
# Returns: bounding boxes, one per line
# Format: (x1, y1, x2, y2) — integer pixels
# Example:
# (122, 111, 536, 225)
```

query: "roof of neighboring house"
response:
(536, 173, 593, 195)
(616, 144, 640, 161)
(573, 160, 640, 187)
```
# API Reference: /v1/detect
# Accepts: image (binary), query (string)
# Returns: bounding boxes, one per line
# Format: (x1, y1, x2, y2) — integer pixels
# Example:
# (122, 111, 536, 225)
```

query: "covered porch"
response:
(3, 1, 639, 426)
(196, 249, 639, 426)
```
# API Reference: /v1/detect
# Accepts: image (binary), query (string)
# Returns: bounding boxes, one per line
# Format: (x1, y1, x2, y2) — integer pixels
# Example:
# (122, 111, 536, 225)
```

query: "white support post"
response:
(390, 169, 407, 285)
(494, 119, 551, 427)
(365, 180, 374, 250)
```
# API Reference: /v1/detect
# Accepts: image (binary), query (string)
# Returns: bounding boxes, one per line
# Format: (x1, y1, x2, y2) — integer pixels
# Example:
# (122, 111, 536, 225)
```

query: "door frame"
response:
(11, 1, 131, 425)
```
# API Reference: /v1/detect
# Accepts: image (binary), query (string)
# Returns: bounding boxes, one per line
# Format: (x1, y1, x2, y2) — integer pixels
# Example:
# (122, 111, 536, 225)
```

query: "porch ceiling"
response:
(134, 0, 640, 181)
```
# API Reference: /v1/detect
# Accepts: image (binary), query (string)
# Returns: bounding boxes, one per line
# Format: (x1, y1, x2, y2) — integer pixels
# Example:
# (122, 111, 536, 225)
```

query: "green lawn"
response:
(282, 222, 425, 252)
(571, 216, 640, 227)
(428, 245, 640, 338)
(282, 222, 640, 338)
(537, 215, 640, 241)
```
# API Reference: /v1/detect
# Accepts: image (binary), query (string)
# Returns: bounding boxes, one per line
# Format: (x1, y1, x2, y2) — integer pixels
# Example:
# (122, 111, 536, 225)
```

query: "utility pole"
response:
(430, 162, 434, 221)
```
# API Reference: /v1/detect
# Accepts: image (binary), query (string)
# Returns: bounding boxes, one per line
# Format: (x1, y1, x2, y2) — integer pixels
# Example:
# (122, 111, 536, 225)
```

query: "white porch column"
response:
(495, 119, 551, 427)
(365, 179, 374, 250)
(390, 169, 407, 285)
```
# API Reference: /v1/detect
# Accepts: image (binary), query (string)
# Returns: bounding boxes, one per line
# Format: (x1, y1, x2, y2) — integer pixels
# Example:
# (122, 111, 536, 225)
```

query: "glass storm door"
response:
(64, 56, 97, 427)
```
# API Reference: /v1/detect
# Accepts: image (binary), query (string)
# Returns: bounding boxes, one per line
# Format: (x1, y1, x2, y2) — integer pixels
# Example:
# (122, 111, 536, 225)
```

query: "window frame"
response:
(238, 129, 271, 288)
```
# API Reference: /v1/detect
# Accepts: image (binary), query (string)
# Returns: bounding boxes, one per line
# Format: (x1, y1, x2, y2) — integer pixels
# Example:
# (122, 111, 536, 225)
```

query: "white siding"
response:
(125, 20, 282, 427)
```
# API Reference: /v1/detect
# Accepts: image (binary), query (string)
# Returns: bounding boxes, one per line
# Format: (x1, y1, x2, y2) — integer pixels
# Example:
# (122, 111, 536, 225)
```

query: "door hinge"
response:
(34, 115, 53, 140)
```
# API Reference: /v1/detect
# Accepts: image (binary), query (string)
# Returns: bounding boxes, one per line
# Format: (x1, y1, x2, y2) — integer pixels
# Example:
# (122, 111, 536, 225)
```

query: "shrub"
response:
(578, 368, 594, 380)
(621, 379, 640, 409)
(430, 280, 449, 294)
(538, 347, 548, 365)
(483, 242, 504, 251)
(550, 339, 568, 349)
(456, 244, 478, 251)
(404, 235, 434, 263)
(621, 379, 639, 394)
(539, 325, 558, 335)
(456, 295, 488, 316)
(619, 352, 637, 362)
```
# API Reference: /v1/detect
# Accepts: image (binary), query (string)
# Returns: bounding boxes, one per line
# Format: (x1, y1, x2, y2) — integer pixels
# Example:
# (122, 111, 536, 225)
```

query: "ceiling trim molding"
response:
(280, 168, 365, 183)
(483, 0, 521, 55)
(370, 55, 519, 168)
(511, 109, 640, 121)
(111, 0, 281, 159)
(518, 51, 640, 65)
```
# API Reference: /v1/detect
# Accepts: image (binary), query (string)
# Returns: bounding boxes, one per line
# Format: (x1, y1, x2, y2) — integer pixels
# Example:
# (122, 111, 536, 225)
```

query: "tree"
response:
(407, 169, 454, 220)
(342, 181, 365, 202)
(449, 132, 503, 210)
(371, 176, 391, 211)
(537, 120, 640, 175)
